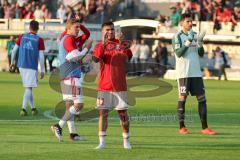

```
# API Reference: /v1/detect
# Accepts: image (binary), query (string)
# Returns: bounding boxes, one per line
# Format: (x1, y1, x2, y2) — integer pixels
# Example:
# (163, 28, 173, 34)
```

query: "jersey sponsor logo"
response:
(104, 40, 131, 52)
(23, 41, 34, 50)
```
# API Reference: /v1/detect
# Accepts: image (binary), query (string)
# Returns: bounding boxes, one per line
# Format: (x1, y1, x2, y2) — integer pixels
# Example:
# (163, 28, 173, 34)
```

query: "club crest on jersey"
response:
(175, 44, 180, 49)
(191, 39, 198, 47)
(23, 41, 34, 50)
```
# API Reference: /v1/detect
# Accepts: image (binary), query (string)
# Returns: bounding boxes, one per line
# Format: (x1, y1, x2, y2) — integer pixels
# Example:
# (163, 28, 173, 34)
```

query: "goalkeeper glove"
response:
(185, 29, 194, 47)
(188, 29, 194, 42)
(197, 30, 206, 47)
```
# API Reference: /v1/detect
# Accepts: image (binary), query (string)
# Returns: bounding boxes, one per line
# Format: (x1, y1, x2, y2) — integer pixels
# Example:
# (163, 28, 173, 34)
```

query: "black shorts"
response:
(177, 77, 205, 96)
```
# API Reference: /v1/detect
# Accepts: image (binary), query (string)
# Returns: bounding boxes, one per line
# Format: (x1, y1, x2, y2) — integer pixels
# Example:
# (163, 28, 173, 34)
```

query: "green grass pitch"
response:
(0, 72, 239, 160)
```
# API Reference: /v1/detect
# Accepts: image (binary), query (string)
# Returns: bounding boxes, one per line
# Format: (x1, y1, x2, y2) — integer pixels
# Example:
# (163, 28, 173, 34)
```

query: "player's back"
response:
(18, 33, 40, 70)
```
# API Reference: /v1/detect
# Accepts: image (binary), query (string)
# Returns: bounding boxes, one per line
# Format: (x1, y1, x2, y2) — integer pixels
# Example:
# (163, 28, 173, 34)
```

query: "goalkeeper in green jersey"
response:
(172, 13, 216, 135)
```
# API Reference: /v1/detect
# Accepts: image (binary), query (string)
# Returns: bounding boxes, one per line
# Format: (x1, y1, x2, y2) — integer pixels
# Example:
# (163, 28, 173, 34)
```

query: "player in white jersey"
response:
(172, 13, 216, 135)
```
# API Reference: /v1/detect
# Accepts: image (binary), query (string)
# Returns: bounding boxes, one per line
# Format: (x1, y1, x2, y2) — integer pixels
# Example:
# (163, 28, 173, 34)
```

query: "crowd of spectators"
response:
(0, 0, 52, 19)
(56, 0, 134, 23)
(0, 0, 134, 23)
(156, 0, 240, 32)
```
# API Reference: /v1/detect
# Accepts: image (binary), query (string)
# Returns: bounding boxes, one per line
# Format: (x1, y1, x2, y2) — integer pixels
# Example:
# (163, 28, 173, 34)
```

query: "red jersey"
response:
(93, 39, 132, 92)
(59, 24, 90, 51)
(62, 35, 78, 53)
(16, 32, 45, 50)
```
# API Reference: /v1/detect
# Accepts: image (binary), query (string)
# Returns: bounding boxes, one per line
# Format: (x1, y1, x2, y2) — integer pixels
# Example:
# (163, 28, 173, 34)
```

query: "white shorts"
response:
(96, 91, 128, 110)
(60, 78, 84, 104)
(19, 68, 38, 88)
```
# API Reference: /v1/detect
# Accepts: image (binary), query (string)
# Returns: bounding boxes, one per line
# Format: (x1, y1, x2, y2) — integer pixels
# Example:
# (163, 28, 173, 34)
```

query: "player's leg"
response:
(178, 95, 188, 134)
(222, 66, 228, 81)
(67, 102, 85, 141)
(117, 109, 131, 149)
(51, 100, 71, 142)
(67, 77, 85, 141)
(66, 84, 85, 140)
(8, 55, 11, 68)
(192, 77, 216, 135)
(20, 87, 32, 116)
(28, 87, 38, 115)
(196, 94, 208, 129)
(177, 78, 189, 134)
(95, 109, 109, 149)
(218, 65, 223, 80)
(19, 68, 38, 116)
(51, 79, 82, 141)
(196, 94, 215, 135)
(95, 91, 112, 149)
(115, 92, 131, 149)
(20, 87, 37, 116)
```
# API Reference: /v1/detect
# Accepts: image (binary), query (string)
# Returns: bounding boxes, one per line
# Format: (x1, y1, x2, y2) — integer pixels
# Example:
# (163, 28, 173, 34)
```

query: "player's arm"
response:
(39, 50, 45, 73)
(76, 24, 90, 44)
(38, 37, 45, 79)
(11, 34, 22, 65)
(172, 34, 189, 58)
(197, 31, 206, 57)
(65, 37, 92, 62)
(124, 49, 133, 61)
(11, 44, 19, 65)
(92, 43, 104, 63)
(198, 46, 204, 57)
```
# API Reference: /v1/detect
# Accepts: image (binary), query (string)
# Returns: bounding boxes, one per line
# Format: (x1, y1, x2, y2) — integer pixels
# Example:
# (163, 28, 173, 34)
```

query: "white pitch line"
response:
(0, 110, 239, 123)
(43, 109, 59, 120)
(0, 119, 54, 122)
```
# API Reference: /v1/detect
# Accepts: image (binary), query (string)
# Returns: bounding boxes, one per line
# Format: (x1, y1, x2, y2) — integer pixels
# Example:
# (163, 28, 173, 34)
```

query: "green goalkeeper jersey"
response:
(172, 30, 205, 79)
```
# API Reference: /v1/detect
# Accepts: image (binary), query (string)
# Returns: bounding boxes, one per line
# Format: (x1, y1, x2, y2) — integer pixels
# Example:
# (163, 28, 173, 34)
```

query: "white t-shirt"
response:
(130, 44, 140, 58)
(139, 44, 150, 60)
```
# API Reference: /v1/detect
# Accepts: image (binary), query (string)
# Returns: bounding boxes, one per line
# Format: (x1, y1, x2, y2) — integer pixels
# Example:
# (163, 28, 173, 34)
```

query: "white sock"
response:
(69, 106, 80, 115)
(28, 88, 35, 109)
(122, 132, 130, 139)
(67, 119, 77, 134)
(99, 131, 106, 145)
(22, 88, 33, 110)
(58, 120, 65, 128)
(123, 132, 131, 149)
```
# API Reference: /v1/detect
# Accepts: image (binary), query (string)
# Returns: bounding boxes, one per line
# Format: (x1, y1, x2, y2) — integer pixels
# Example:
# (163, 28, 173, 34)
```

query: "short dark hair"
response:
(180, 13, 192, 21)
(29, 20, 39, 31)
(101, 21, 114, 29)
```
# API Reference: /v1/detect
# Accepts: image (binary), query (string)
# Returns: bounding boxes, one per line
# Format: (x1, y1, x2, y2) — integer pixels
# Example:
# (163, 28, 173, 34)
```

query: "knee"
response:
(197, 95, 206, 103)
(65, 100, 74, 108)
(75, 103, 84, 110)
(99, 110, 109, 119)
(178, 96, 187, 102)
(118, 110, 129, 122)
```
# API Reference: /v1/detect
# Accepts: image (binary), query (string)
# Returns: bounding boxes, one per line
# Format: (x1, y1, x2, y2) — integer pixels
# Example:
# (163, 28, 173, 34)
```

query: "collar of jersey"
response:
(180, 30, 188, 36)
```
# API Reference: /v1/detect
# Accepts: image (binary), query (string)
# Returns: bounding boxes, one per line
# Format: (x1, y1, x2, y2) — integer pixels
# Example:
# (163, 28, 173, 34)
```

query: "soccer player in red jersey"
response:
(58, 23, 90, 51)
(92, 21, 132, 149)
(55, 22, 91, 141)
(51, 19, 92, 142)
